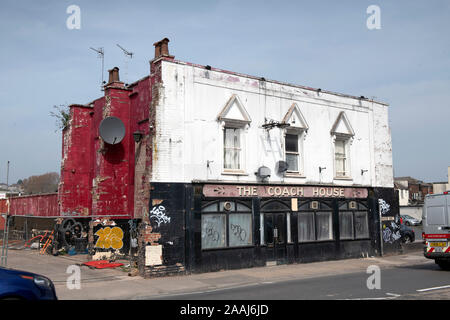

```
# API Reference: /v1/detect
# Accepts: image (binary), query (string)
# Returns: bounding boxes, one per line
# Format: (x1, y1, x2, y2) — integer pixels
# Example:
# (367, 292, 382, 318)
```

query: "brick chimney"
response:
(153, 38, 175, 60)
(105, 67, 125, 89)
(108, 67, 120, 83)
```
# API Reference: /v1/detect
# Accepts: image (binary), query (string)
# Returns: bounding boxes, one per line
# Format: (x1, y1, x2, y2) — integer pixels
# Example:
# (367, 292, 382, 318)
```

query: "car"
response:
(399, 224, 415, 243)
(400, 215, 421, 226)
(0, 267, 57, 300)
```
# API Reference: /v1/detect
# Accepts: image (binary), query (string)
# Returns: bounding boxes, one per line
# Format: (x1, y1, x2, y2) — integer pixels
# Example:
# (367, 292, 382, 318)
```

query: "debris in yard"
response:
(82, 260, 124, 269)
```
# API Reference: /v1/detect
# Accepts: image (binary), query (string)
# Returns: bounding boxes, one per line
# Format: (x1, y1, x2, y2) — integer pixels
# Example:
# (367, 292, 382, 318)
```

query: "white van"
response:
(423, 192, 450, 270)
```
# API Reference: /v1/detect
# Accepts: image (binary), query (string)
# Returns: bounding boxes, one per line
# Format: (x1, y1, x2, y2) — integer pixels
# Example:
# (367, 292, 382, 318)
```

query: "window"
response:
(201, 214, 226, 249)
(201, 201, 252, 249)
(224, 127, 241, 170)
(338, 201, 370, 240)
(229, 214, 252, 247)
(316, 212, 333, 241)
(334, 138, 349, 177)
(354, 211, 369, 239)
(339, 211, 354, 239)
(285, 134, 299, 172)
(297, 201, 334, 242)
(298, 212, 315, 242)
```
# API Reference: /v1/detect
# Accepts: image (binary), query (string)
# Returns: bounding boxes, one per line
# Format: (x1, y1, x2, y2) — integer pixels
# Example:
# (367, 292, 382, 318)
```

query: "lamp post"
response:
(6, 160, 9, 189)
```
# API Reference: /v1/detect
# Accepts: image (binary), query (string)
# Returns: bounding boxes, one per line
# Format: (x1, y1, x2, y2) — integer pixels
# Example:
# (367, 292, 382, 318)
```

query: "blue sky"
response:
(0, 0, 449, 184)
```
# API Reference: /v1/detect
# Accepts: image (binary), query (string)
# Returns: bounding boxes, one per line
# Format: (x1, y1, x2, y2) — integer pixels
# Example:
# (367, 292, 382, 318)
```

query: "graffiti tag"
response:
(378, 199, 390, 215)
(382, 222, 401, 244)
(206, 225, 220, 242)
(230, 224, 247, 242)
(150, 205, 171, 227)
(94, 226, 124, 249)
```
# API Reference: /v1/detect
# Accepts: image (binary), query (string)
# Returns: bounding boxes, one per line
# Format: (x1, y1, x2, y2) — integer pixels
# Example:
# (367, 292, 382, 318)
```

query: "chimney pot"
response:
(153, 37, 174, 60)
(108, 67, 120, 83)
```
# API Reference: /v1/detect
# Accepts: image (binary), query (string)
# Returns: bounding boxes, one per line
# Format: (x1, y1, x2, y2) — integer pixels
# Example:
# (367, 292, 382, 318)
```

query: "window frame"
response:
(201, 200, 253, 250)
(297, 200, 334, 243)
(333, 135, 352, 179)
(338, 201, 370, 241)
(220, 122, 249, 176)
(284, 129, 306, 176)
(223, 127, 242, 171)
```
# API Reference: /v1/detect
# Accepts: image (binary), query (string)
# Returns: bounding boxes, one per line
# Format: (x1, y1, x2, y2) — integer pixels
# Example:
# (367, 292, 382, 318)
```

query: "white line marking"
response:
(386, 293, 401, 297)
(345, 293, 400, 300)
(417, 285, 450, 292)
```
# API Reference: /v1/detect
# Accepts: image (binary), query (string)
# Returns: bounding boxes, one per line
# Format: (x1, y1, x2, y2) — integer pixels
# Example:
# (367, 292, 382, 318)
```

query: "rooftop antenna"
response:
(90, 47, 105, 91)
(116, 44, 133, 85)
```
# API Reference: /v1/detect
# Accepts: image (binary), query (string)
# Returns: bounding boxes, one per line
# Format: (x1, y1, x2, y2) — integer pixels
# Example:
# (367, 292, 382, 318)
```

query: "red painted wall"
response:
(58, 67, 155, 220)
(7, 57, 165, 220)
(91, 86, 133, 218)
(0, 199, 7, 230)
(59, 105, 94, 217)
(8, 194, 58, 217)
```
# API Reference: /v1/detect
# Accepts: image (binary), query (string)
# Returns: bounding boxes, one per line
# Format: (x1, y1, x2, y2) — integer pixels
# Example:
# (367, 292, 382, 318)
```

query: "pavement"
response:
(3, 240, 443, 300)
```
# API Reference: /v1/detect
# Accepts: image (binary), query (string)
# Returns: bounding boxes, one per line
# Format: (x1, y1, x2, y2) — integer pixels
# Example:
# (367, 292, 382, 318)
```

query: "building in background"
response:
(394, 175, 442, 222)
(432, 166, 450, 194)
(0, 38, 400, 276)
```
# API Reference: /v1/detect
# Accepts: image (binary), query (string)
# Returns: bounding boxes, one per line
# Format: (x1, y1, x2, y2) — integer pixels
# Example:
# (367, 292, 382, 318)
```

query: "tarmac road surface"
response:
(4, 244, 449, 300)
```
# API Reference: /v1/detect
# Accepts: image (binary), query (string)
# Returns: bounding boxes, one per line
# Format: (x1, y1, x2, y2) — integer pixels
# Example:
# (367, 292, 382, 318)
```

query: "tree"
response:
(50, 104, 71, 131)
(22, 172, 60, 195)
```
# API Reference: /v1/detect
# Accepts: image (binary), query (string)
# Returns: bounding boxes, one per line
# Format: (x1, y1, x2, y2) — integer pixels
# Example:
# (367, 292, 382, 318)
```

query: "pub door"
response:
(264, 213, 287, 264)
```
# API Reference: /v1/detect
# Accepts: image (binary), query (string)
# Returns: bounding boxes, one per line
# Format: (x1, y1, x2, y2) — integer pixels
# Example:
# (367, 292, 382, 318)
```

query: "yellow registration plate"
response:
(430, 242, 447, 247)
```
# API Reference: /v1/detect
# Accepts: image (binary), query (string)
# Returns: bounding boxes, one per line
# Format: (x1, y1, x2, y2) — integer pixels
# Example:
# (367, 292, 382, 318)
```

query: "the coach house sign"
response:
(203, 184, 368, 199)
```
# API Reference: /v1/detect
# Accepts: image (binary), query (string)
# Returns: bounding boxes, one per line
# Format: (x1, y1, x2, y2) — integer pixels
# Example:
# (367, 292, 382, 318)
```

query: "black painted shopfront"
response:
(147, 182, 390, 274)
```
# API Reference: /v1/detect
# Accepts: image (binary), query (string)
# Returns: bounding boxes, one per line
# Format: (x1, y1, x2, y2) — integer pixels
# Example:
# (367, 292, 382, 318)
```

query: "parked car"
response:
(400, 215, 421, 226)
(399, 224, 415, 243)
(0, 267, 57, 300)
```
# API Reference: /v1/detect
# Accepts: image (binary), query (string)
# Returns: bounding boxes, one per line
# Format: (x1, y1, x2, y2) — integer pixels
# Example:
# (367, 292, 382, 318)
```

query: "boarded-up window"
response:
(201, 214, 226, 249)
(229, 213, 252, 247)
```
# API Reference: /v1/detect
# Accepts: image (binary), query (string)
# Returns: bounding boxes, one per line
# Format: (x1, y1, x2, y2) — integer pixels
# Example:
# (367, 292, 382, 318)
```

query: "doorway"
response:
(263, 212, 287, 263)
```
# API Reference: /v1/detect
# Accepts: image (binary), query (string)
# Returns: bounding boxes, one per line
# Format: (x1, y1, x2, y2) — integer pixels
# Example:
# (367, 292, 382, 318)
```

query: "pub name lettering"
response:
(236, 186, 346, 197)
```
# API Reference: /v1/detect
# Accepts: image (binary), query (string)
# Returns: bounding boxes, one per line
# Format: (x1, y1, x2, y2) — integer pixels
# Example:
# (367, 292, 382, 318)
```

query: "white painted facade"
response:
(151, 59, 393, 188)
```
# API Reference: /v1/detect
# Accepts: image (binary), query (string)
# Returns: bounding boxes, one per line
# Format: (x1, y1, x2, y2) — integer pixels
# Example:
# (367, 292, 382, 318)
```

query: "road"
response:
(5, 244, 450, 300)
(154, 259, 450, 300)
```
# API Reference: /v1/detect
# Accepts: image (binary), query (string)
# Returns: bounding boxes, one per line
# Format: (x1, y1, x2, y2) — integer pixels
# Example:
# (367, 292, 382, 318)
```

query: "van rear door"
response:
(423, 194, 449, 234)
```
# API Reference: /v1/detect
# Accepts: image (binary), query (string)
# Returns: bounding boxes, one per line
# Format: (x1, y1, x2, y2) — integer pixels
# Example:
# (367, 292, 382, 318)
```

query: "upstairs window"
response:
(217, 94, 251, 174)
(224, 127, 241, 170)
(285, 134, 299, 172)
(330, 111, 354, 179)
(334, 138, 348, 177)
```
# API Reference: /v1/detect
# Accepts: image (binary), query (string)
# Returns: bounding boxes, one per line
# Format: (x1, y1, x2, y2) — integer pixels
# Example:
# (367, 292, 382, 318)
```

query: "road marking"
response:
(386, 293, 401, 297)
(417, 285, 450, 292)
(345, 293, 400, 300)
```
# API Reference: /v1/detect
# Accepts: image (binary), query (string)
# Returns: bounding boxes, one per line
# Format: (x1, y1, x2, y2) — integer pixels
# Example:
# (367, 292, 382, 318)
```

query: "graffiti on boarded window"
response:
(94, 226, 124, 249)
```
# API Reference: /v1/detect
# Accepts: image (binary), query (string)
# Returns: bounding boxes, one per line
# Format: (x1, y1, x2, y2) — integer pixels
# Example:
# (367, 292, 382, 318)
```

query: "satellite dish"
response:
(99, 116, 125, 145)
(276, 161, 289, 174)
(256, 166, 271, 180)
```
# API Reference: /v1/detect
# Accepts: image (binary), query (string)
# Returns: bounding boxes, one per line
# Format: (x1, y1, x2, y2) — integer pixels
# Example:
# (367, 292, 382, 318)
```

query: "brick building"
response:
(1, 38, 400, 276)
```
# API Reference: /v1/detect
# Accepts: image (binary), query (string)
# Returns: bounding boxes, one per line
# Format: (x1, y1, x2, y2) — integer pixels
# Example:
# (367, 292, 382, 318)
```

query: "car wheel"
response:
(403, 235, 412, 244)
(1, 296, 24, 300)
(436, 260, 450, 271)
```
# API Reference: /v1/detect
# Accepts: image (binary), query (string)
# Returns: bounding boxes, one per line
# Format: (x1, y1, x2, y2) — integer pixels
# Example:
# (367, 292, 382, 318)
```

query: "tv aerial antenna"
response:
(90, 47, 105, 91)
(116, 44, 133, 85)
